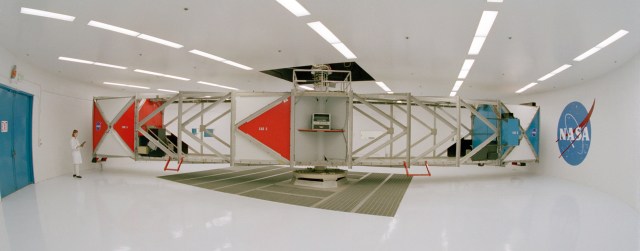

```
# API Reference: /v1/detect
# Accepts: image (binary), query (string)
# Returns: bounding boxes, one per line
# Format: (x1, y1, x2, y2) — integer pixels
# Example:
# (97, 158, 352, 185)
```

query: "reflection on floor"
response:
(159, 166, 412, 217)
(0, 165, 638, 251)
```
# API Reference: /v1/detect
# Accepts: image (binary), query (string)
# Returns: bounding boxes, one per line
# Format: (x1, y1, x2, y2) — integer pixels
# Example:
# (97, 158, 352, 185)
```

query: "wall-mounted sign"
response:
(557, 100, 595, 166)
(1, 121, 7, 133)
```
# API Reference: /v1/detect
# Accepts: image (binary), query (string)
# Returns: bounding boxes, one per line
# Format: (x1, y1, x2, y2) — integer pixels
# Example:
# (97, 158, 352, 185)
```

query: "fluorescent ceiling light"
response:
(537, 64, 572, 81)
(162, 74, 190, 81)
(452, 80, 464, 92)
(20, 7, 75, 21)
(222, 60, 253, 70)
(468, 36, 486, 55)
(59, 56, 92, 64)
(157, 89, 178, 93)
(468, 11, 498, 55)
(487, 0, 503, 2)
(574, 29, 629, 61)
(59, 56, 127, 69)
(375, 82, 392, 92)
(137, 34, 183, 48)
(93, 62, 127, 69)
(190, 49, 252, 70)
(332, 43, 357, 59)
(475, 11, 498, 37)
(386, 91, 394, 94)
(299, 85, 314, 90)
(307, 22, 341, 44)
(515, 82, 538, 94)
(103, 82, 149, 89)
(573, 47, 601, 62)
(134, 69, 163, 76)
(276, 0, 310, 17)
(197, 81, 239, 90)
(458, 59, 475, 79)
(597, 30, 629, 48)
(87, 21, 140, 36)
(189, 50, 226, 62)
(134, 69, 190, 81)
(449, 91, 457, 97)
(307, 21, 357, 59)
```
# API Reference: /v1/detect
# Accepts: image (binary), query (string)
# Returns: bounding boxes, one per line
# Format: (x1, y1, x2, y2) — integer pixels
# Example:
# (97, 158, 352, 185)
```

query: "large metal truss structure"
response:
(93, 70, 538, 168)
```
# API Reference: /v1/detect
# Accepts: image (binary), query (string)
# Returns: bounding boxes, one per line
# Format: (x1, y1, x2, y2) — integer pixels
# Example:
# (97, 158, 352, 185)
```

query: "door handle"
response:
(12, 149, 16, 158)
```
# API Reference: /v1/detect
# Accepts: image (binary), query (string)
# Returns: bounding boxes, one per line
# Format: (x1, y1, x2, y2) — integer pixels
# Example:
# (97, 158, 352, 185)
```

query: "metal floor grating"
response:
(160, 166, 412, 217)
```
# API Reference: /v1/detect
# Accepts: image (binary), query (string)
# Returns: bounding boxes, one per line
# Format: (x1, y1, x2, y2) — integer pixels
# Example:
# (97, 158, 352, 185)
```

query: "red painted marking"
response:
(139, 100, 164, 135)
(403, 161, 431, 177)
(239, 97, 291, 160)
(558, 99, 595, 157)
(114, 103, 136, 153)
(92, 102, 107, 152)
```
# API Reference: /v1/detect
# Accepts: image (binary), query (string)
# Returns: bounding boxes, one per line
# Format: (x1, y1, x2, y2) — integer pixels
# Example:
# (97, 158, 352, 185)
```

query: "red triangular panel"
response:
(139, 100, 164, 134)
(93, 102, 108, 152)
(239, 97, 291, 160)
(113, 103, 135, 152)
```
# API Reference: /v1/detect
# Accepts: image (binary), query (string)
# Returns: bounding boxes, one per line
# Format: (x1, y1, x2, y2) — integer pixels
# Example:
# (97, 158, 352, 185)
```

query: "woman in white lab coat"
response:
(70, 129, 85, 178)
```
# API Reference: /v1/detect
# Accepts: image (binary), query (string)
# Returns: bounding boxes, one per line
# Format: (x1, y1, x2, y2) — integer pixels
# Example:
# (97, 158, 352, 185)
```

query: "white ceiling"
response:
(0, 0, 639, 99)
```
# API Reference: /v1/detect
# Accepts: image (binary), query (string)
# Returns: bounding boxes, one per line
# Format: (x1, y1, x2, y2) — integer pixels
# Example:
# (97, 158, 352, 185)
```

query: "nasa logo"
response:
(557, 100, 595, 166)
(96, 121, 102, 131)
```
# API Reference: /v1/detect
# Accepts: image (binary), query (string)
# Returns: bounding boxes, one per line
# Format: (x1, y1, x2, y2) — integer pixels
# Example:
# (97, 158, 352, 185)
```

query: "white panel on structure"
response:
(234, 95, 285, 163)
(361, 131, 384, 139)
(506, 105, 537, 130)
(96, 131, 132, 157)
(503, 104, 538, 161)
(503, 144, 536, 161)
(235, 96, 280, 123)
(97, 98, 132, 124)
(235, 135, 277, 161)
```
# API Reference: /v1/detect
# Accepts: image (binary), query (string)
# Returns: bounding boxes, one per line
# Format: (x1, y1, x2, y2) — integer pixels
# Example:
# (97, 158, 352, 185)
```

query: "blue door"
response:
(0, 83, 34, 198)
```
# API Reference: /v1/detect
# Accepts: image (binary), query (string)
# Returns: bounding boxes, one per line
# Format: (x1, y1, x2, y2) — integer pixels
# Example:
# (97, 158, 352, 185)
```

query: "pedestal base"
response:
(292, 167, 348, 189)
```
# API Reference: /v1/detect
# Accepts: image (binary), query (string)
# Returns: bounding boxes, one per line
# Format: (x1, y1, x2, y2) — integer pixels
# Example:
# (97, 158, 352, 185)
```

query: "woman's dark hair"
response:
(72, 129, 78, 136)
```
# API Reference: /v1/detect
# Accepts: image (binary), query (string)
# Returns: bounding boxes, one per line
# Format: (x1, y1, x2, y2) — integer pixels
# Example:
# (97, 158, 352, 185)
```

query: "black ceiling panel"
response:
(261, 62, 375, 83)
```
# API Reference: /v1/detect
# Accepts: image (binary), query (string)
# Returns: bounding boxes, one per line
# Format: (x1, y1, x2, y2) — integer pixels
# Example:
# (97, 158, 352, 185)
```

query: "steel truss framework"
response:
(94, 90, 539, 168)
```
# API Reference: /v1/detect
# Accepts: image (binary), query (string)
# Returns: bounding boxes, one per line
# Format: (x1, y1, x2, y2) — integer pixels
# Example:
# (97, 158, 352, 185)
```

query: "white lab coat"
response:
(70, 137, 83, 164)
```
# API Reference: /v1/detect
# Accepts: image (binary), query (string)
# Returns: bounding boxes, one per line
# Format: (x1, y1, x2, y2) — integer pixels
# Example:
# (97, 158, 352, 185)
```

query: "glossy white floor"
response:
(0, 164, 638, 251)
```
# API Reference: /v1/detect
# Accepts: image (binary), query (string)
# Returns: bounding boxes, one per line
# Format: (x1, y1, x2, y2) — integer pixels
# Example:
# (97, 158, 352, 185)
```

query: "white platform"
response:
(0, 165, 638, 251)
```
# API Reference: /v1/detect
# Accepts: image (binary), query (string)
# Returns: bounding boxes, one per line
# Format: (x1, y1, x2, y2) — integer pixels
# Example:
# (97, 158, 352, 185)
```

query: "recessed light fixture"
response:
(468, 11, 498, 55)
(308, 22, 341, 44)
(103, 82, 149, 89)
(452, 80, 464, 92)
(331, 43, 357, 59)
(189, 50, 226, 61)
(275, 0, 310, 17)
(307, 21, 357, 59)
(457, 59, 475, 79)
(88, 21, 140, 36)
(375, 81, 392, 93)
(157, 89, 179, 93)
(59, 56, 127, 69)
(449, 91, 457, 97)
(134, 69, 190, 81)
(58, 57, 92, 64)
(86, 20, 185, 49)
(573, 29, 629, 61)
(197, 81, 239, 91)
(137, 34, 183, 49)
(222, 61, 253, 71)
(189, 49, 253, 70)
(299, 85, 314, 90)
(537, 64, 571, 81)
(20, 7, 75, 21)
(515, 82, 538, 94)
